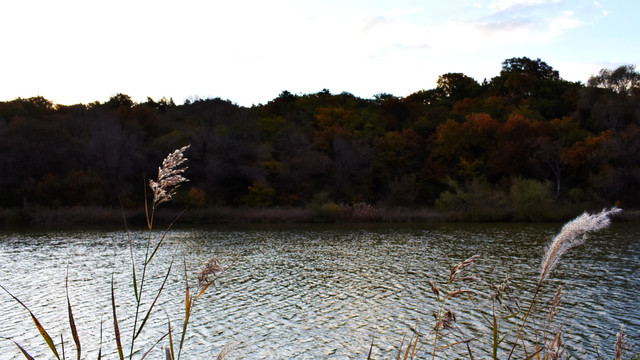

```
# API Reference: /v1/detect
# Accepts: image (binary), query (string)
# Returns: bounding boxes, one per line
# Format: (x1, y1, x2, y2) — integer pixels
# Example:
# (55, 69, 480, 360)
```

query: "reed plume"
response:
(508, 207, 622, 359)
(197, 257, 224, 289)
(547, 285, 563, 328)
(614, 325, 631, 360)
(539, 207, 621, 284)
(448, 254, 480, 284)
(149, 145, 190, 209)
(427, 255, 479, 359)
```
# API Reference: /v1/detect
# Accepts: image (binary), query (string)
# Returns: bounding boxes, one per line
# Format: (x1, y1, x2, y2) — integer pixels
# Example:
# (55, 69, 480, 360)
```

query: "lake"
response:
(1, 221, 638, 359)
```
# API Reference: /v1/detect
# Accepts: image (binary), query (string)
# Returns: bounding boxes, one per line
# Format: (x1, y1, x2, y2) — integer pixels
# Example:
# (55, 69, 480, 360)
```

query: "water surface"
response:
(1, 222, 638, 359)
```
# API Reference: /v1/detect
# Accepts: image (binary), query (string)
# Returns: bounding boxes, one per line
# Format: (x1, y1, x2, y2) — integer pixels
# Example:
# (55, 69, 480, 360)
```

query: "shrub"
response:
(510, 177, 556, 221)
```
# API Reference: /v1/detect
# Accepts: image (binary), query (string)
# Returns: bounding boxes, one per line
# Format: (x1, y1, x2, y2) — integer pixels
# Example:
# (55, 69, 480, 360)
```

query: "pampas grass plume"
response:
(149, 145, 190, 208)
(539, 207, 621, 284)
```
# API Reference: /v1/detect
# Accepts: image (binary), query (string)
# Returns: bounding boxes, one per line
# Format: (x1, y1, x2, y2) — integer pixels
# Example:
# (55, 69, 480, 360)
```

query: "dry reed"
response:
(507, 207, 623, 360)
(149, 145, 190, 209)
(539, 207, 622, 284)
(0, 145, 230, 359)
(389, 208, 631, 360)
(615, 325, 631, 360)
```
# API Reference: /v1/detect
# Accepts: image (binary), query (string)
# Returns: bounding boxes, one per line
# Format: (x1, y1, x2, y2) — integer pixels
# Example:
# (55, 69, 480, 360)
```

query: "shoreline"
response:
(2, 205, 638, 228)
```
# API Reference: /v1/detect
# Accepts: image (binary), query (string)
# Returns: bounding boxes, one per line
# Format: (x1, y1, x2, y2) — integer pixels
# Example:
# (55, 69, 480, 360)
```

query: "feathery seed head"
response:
(614, 325, 631, 360)
(547, 285, 563, 326)
(546, 334, 565, 360)
(197, 257, 224, 289)
(435, 309, 457, 331)
(448, 254, 480, 284)
(428, 280, 440, 297)
(149, 145, 190, 208)
(539, 207, 621, 284)
(492, 275, 520, 314)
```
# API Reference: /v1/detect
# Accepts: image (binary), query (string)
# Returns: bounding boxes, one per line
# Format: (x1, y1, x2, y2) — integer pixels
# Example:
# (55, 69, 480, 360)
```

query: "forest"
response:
(1, 57, 639, 224)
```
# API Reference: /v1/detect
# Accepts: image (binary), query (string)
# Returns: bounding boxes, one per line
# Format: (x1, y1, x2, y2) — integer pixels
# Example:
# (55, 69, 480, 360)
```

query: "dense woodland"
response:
(1, 57, 640, 222)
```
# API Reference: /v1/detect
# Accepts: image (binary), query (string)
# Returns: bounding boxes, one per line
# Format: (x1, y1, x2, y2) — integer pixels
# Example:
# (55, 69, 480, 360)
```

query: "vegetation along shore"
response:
(2, 57, 640, 226)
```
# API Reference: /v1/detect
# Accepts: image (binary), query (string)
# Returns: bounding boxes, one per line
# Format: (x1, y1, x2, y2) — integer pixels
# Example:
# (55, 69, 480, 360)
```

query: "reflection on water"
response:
(0, 222, 638, 359)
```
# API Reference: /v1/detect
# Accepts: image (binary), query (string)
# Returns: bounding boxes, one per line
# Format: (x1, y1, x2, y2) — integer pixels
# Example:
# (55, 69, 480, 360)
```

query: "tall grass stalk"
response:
(118, 145, 190, 359)
(424, 254, 479, 359)
(1, 145, 226, 359)
(507, 207, 622, 360)
(393, 207, 629, 360)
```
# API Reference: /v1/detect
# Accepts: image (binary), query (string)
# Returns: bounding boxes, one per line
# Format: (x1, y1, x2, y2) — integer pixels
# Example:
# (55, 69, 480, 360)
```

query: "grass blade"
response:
(165, 311, 175, 360)
(467, 341, 475, 360)
(402, 336, 412, 360)
(146, 208, 187, 265)
(179, 263, 192, 359)
(61, 334, 65, 360)
(492, 313, 498, 360)
(134, 261, 173, 340)
(31, 311, 60, 359)
(522, 347, 543, 360)
(367, 338, 374, 360)
(216, 342, 238, 360)
(0, 285, 60, 359)
(144, 178, 152, 230)
(121, 204, 139, 303)
(409, 333, 420, 359)
(140, 333, 169, 360)
(194, 273, 219, 301)
(66, 272, 81, 360)
(97, 318, 103, 360)
(1, 336, 35, 360)
(396, 334, 406, 360)
(111, 277, 124, 360)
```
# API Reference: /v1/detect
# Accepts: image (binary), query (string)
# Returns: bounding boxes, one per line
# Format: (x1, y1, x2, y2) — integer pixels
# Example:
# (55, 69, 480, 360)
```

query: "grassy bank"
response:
(2, 204, 639, 227)
(0, 205, 446, 227)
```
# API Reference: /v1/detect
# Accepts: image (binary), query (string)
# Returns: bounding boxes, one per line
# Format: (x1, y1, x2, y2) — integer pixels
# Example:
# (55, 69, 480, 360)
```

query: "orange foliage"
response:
(585, 130, 612, 148)
(465, 113, 501, 135)
(432, 113, 500, 170)
(452, 97, 482, 114)
(502, 113, 547, 139)
(560, 141, 591, 168)
(314, 107, 354, 150)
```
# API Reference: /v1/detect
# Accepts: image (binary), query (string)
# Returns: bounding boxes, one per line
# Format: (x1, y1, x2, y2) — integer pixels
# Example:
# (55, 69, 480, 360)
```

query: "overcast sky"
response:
(1, 0, 638, 106)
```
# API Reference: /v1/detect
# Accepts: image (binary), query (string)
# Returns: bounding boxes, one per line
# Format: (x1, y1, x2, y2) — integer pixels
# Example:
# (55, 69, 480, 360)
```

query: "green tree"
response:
(436, 73, 481, 102)
(500, 57, 559, 81)
(493, 57, 561, 104)
(103, 93, 134, 110)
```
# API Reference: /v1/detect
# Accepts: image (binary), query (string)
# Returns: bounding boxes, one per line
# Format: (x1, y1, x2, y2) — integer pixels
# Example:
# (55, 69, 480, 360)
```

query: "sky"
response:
(1, 0, 639, 107)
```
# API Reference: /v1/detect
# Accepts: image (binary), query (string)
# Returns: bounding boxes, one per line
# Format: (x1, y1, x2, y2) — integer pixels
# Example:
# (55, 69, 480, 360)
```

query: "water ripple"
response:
(0, 223, 638, 359)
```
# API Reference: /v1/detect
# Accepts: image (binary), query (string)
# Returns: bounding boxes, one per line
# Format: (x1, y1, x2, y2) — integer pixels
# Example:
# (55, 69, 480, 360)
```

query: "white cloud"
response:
(593, 1, 609, 16)
(549, 10, 583, 31)
(489, 0, 546, 11)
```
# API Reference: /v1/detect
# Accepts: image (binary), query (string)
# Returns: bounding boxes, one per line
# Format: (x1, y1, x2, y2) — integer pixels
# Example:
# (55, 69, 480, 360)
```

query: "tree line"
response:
(1, 57, 639, 221)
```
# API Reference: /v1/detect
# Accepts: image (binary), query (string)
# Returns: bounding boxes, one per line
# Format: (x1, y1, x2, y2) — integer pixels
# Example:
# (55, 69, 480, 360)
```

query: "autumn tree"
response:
(487, 114, 548, 181)
(431, 113, 500, 180)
